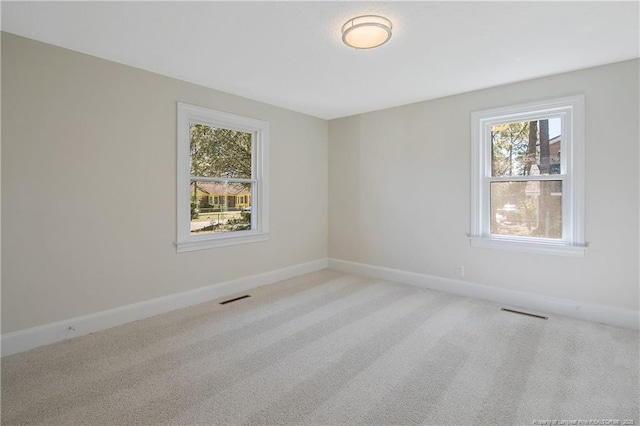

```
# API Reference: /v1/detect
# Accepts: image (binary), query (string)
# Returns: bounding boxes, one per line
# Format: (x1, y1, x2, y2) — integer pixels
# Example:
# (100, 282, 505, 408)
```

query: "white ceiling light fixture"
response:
(342, 15, 392, 50)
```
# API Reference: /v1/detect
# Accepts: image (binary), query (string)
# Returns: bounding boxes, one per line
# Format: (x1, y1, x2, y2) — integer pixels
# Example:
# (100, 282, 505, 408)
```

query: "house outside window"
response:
(470, 95, 585, 256)
(176, 103, 269, 252)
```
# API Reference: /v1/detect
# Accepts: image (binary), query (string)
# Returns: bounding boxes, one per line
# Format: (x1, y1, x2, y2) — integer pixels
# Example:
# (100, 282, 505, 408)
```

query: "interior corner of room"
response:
(1, 2, 638, 358)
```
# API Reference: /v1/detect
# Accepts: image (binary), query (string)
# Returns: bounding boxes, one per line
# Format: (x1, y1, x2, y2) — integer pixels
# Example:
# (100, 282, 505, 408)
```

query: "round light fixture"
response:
(342, 15, 392, 50)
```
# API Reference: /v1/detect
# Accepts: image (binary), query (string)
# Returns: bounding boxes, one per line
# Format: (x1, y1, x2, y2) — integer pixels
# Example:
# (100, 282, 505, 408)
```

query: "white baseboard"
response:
(328, 258, 639, 331)
(1, 259, 329, 357)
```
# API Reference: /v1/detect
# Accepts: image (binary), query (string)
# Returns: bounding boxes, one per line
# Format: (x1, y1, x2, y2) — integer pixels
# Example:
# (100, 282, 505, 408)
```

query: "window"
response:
(176, 103, 269, 252)
(470, 95, 585, 256)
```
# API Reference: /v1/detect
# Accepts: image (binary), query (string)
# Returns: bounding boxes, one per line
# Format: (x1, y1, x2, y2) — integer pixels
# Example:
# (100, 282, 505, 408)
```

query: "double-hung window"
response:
(176, 103, 269, 252)
(470, 95, 585, 256)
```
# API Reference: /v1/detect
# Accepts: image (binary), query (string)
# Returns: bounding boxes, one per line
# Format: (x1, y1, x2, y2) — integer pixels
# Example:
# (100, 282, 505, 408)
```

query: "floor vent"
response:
(501, 308, 548, 320)
(220, 295, 251, 305)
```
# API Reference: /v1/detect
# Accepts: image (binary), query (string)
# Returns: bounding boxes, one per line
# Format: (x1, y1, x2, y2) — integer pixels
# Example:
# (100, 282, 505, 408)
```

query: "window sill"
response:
(177, 232, 269, 253)
(469, 236, 586, 257)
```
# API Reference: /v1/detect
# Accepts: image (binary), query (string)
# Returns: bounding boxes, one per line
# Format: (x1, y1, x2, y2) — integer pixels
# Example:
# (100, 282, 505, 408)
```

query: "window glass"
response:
(189, 123, 252, 179)
(490, 181, 562, 239)
(490, 118, 561, 177)
(190, 182, 252, 236)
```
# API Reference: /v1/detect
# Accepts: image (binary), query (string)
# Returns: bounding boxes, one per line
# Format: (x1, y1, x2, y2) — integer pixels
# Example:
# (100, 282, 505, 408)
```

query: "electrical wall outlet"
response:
(455, 265, 465, 277)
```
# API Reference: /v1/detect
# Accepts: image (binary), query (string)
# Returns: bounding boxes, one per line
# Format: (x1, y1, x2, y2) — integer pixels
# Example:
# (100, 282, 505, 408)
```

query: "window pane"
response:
(490, 180, 562, 239)
(190, 181, 252, 235)
(189, 123, 252, 179)
(491, 118, 561, 177)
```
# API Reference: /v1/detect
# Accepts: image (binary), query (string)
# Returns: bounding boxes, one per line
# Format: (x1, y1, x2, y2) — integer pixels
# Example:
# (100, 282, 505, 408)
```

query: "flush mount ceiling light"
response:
(342, 15, 392, 50)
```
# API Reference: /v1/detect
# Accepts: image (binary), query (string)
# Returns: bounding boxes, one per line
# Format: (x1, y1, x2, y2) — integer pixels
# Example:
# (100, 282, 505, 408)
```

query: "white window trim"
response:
(176, 102, 269, 253)
(470, 95, 586, 257)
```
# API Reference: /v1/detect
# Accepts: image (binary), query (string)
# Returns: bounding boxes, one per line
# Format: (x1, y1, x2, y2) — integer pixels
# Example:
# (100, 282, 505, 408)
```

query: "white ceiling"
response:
(2, 1, 639, 120)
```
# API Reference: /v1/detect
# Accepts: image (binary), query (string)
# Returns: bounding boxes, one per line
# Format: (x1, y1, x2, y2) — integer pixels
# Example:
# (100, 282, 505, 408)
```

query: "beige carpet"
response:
(1, 270, 638, 425)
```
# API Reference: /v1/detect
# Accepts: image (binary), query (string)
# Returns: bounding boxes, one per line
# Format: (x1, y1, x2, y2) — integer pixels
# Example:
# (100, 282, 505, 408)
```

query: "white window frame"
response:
(176, 102, 269, 252)
(470, 95, 585, 257)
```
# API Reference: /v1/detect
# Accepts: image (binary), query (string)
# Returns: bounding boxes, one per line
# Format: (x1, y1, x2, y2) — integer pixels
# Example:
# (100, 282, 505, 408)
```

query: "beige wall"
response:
(329, 59, 640, 311)
(1, 33, 328, 333)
